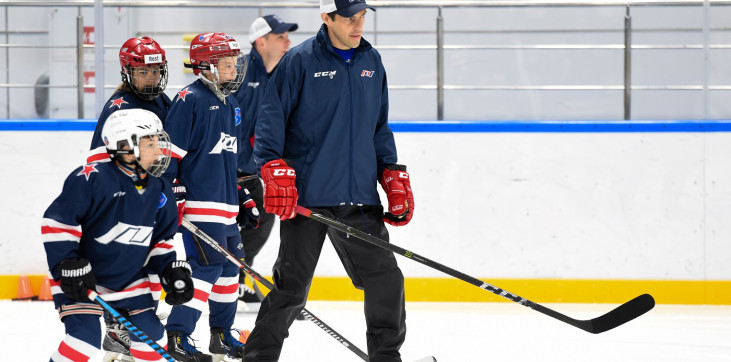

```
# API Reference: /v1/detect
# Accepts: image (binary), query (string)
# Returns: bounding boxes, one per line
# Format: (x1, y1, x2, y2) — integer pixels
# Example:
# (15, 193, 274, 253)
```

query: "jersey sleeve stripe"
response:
(86, 146, 111, 163)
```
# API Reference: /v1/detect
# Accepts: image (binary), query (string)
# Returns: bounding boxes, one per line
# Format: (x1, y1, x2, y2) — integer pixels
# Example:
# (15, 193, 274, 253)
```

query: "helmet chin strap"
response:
(115, 158, 149, 189)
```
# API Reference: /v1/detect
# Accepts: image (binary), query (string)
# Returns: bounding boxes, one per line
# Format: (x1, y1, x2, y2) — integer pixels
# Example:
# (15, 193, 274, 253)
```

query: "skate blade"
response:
(212, 354, 241, 362)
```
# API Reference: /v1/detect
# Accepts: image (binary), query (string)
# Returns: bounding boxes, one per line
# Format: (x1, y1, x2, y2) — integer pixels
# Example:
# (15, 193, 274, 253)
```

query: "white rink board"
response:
(2, 130, 731, 280)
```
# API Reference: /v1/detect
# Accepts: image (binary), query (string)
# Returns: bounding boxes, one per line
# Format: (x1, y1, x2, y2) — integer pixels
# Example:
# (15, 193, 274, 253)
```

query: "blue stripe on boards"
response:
(388, 120, 731, 133)
(2, 119, 731, 132)
(0, 119, 96, 131)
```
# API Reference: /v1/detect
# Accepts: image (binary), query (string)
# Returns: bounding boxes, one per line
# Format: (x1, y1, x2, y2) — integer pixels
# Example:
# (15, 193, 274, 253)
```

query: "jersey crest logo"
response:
(361, 70, 374, 77)
(77, 164, 98, 181)
(234, 107, 241, 126)
(158, 193, 167, 210)
(95, 222, 154, 247)
(109, 97, 128, 109)
(177, 87, 193, 102)
(209, 132, 238, 154)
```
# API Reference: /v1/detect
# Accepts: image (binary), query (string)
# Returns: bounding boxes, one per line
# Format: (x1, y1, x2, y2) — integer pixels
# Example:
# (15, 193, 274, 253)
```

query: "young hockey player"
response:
(232, 13, 298, 311)
(244, 0, 415, 361)
(42, 109, 194, 362)
(88, 36, 171, 164)
(83, 36, 172, 361)
(162, 32, 258, 362)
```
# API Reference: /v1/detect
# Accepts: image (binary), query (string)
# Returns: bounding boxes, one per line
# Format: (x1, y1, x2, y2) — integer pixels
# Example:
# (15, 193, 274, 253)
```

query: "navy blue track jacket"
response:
(254, 24, 398, 207)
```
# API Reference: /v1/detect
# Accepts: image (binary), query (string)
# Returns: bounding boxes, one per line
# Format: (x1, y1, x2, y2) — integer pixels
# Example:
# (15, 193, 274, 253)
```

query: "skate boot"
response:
(167, 331, 213, 362)
(101, 322, 134, 362)
(209, 327, 245, 361)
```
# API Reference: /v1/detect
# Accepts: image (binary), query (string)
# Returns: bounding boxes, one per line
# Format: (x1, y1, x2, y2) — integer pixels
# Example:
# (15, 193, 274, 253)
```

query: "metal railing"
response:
(1, 0, 730, 119)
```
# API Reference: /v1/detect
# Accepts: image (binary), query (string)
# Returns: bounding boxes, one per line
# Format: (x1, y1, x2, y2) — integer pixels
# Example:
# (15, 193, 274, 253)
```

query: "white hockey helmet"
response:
(101, 109, 171, 177)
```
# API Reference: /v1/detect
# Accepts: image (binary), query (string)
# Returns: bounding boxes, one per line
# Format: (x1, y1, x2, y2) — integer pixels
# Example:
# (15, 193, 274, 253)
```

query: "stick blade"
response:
(588, 293, 655, 334)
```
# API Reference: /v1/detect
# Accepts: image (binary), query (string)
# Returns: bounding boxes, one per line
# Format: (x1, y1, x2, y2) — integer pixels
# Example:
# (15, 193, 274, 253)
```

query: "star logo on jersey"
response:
(177, 87, 193, 102)
(77, 164, 98, 181)
(109, 97, 128, 109)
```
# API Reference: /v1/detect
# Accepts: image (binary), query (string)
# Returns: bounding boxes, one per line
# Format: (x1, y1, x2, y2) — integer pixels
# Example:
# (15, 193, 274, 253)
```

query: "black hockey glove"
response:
(237, 181, 260, 229)
(172, 183, 186, 226)
(59, 258, 97, 302)
(161, 260, 194, 305)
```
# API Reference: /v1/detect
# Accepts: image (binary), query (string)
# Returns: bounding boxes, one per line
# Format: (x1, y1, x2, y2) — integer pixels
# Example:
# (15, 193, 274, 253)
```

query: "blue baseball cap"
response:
(320, 0, 375, 18)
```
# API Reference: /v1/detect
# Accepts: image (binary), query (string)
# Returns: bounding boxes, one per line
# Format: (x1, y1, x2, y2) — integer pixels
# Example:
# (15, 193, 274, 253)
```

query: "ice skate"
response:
(167, 331, 212, 362)
(102, 322, 133, 362)
(209, 328, 245, 361)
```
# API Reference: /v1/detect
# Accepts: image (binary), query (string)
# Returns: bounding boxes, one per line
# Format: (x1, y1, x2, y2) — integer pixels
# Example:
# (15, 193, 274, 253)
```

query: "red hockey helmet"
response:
(187, 33, 247, 97)
(119, 36, 168, 100)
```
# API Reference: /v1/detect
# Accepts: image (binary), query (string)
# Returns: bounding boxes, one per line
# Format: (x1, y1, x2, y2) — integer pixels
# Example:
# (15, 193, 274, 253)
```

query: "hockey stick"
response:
(180, 219, 369, 361)
(294, 206, 655, 334)
(87, 290, 177, 362)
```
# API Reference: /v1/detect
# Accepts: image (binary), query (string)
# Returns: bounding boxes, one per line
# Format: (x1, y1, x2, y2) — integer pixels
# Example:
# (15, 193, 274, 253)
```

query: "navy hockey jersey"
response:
(87, 88, 172, 163)
(163, 79, 242, 241)
(232, 48, 269, 175)
(41, 162, 179, 304)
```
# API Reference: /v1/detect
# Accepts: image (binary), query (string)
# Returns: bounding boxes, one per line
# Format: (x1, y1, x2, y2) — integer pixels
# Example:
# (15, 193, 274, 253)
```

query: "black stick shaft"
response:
(180, 219, 369, 360)
(295, 206, 655, 334)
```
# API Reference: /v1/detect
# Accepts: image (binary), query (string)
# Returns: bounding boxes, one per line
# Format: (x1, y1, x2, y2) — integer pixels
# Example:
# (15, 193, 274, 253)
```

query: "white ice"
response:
(1, 299, 730, 361)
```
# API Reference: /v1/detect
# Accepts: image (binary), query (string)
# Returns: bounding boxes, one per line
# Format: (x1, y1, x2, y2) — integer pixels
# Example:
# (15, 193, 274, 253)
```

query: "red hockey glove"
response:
(172, 183, 186, 226)
(380, 164, 414, 226)
(260, 159, 298, 220)
(237, 184, 260, 229)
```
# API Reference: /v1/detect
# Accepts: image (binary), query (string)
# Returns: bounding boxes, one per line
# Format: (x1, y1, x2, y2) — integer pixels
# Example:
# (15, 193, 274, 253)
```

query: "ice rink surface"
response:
(2, 299, 730, 361)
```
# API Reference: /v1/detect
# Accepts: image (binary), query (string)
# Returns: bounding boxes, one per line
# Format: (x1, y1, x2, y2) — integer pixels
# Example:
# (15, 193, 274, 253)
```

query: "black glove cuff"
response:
(167, 260, 191, 273)
(60, 259, 92, 277)
(384, 164, 407, 172)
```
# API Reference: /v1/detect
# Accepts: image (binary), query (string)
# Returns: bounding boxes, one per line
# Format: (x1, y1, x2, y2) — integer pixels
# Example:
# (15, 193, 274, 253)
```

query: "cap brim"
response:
(270, 22, 299, 34)
(335, 3, 375, 18)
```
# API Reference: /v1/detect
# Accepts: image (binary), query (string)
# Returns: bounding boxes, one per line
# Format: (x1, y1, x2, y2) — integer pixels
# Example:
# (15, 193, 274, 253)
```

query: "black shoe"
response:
(167, 331, 212, 362)
(209, 327, 245, 361)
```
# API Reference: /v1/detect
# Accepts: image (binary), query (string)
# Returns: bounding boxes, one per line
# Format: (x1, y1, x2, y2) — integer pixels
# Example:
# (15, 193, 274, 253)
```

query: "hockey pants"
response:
(51, 308, 166, 362)
(243, 205, 406, 362)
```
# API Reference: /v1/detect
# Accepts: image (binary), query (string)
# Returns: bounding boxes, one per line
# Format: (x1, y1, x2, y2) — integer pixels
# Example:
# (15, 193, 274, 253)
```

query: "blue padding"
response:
(388, 120, 731, 133)
(0, 119, 97, 131)
(3, 119, 731, 132)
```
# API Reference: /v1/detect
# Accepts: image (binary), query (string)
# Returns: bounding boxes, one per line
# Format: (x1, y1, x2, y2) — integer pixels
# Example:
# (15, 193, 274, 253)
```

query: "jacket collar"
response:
(248, 47, 268, 75)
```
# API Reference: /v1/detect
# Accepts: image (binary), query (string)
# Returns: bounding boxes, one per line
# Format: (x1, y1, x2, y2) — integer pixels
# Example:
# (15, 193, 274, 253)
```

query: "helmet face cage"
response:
(119, 37, 168, 101)
(189, 33, 247, 97)
(102, 109, 172, 177)
(207, 52, 247, 96)
(122, 62, 168, 101)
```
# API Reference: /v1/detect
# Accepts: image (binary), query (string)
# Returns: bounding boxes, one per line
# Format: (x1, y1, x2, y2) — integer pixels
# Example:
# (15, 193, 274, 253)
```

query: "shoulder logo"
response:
(177, 87, 193, 102)
(158, 192, 167, 209)
(314, 70, 337, 79)
(77, 164, 98, 181)
(234, 107, 241, 126)
(109, 97, 128, 109)
(361, 70, 374, 78)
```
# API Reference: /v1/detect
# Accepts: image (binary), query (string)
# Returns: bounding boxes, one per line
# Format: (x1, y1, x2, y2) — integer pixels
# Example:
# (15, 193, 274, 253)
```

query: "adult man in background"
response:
(244, 1, 415, 360)
(233, 14, 298, 310)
